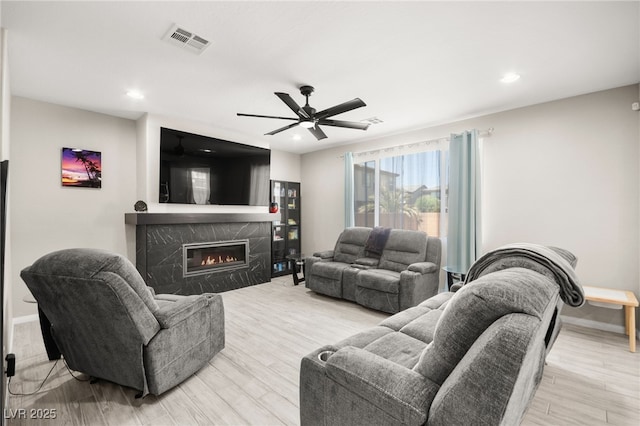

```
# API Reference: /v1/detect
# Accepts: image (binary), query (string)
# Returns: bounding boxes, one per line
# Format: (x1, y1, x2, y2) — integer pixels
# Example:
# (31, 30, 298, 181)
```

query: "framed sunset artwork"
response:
(61, 148, 102, 188)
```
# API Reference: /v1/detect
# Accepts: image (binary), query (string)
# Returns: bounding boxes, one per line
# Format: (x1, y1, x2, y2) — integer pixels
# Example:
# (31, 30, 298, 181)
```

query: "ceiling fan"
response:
(237, 85, 370, 140)
(162, 134, 186, 156)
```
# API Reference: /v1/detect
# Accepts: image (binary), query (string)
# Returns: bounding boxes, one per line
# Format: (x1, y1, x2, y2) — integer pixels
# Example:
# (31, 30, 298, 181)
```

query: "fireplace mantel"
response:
(124, 212, 278, 225)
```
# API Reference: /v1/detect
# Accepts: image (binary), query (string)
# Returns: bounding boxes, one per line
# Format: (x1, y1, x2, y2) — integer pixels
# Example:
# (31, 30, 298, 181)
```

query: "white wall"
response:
(9, 97, 138, 317)
(302, 84, 640, 329)
(270, 149, 301, 183)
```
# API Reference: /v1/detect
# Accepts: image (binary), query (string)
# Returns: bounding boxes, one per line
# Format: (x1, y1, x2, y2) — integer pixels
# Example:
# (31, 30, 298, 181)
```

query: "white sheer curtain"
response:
(189, 168, 210, 205)
(249, 163, 269, 206)
(344, 152, 355, 227)
(350, 138, 448, 239)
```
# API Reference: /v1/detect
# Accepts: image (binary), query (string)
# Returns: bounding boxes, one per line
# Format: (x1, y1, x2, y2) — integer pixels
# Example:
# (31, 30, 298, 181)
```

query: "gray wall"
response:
(301, 84, 640, 331)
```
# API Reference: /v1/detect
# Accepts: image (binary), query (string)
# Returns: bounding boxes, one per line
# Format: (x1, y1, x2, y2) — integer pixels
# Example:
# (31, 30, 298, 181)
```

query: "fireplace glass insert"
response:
(183, 240, 249, 277)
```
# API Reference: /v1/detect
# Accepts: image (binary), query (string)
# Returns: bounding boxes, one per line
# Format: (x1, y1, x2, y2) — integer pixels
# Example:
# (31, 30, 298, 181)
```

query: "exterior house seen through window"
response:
(354, 150, 448, 238)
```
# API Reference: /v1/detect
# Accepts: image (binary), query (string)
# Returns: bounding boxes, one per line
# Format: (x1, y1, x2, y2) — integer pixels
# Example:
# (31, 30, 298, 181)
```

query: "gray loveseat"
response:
(20, 248, 225, 397)
(300, 243, 583, 425)
(306, 227, 442, 313)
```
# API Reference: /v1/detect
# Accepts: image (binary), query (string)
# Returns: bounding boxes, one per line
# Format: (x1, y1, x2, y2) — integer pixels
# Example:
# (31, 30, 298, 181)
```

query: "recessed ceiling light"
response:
(292, 134, 302, 141)
(500, 73, 521, 83)
(126, 90, 145, 100)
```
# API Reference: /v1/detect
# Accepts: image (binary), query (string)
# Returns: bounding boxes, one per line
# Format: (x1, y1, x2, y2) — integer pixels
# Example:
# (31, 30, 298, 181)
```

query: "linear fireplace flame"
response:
(183, 240, 249, 277)
(202, 255, 238, 266)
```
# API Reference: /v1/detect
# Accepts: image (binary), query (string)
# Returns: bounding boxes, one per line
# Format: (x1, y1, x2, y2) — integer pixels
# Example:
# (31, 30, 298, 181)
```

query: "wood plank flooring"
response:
(7, 277, 640, 425)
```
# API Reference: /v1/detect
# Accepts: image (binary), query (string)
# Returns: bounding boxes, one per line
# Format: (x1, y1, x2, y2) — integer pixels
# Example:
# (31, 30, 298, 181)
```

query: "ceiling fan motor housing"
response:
(300, 85, 315, 97)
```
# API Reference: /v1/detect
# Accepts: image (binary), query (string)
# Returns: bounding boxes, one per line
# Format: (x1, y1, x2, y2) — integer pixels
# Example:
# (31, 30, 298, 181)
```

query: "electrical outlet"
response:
(5, 353, 15, 377)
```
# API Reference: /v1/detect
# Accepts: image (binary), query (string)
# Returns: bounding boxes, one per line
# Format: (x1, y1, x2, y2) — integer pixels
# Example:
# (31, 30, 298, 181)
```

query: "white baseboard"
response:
(12, 314, 39, 325)
(560, 314, 640, 340)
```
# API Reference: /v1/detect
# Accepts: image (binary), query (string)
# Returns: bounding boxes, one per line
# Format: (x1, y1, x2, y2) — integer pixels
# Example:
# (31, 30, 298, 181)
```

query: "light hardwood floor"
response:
(7, 277, 640, 425)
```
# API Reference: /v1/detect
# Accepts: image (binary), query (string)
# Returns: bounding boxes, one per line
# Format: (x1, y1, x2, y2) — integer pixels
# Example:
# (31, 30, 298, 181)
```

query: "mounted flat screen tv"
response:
(159, 127, 271, 206)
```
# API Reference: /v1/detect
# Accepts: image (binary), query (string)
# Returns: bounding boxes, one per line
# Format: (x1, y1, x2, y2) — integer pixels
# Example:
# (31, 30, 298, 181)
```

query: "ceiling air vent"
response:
(163, 24, 211, 54)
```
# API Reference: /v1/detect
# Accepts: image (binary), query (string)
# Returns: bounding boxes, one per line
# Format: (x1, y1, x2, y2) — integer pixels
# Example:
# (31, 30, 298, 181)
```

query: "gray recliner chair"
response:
(20, 248, 225, 397)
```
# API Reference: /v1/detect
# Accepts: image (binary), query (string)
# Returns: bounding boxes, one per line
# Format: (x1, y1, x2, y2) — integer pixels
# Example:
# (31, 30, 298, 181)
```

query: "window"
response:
(354, 149, 448, 238)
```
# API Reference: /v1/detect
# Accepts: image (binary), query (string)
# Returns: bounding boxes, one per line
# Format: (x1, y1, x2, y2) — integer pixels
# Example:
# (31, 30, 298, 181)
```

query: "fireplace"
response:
(183, 239, 249, 277)
(127, 213, 273, 294)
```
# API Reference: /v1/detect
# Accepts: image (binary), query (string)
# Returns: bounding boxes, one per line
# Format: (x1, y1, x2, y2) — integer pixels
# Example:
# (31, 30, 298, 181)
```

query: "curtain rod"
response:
(340, 127, 494, 159)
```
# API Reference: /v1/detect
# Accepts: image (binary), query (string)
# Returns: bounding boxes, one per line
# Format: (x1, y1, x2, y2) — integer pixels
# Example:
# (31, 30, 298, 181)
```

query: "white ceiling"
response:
(2, 1, 639, 154)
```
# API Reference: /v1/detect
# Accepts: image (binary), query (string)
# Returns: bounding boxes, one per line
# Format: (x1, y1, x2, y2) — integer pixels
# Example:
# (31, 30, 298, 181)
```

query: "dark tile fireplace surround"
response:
(125, 213, 277, 295)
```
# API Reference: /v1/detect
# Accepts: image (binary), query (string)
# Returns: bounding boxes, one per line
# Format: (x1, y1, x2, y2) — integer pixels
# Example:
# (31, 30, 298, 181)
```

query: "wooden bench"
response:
(582, 285, 638, 352)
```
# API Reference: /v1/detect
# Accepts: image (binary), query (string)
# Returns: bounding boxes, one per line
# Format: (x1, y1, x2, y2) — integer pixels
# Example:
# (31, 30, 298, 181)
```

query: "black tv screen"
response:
(159, 127, 271, 206)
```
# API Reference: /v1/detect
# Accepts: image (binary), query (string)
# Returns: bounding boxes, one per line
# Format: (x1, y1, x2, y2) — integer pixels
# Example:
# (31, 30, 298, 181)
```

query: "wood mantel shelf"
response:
(124, 212, 278, 225)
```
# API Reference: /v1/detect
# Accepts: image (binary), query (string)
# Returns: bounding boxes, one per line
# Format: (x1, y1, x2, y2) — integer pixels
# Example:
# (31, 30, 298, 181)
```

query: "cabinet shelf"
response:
(270, 180, 301, 278)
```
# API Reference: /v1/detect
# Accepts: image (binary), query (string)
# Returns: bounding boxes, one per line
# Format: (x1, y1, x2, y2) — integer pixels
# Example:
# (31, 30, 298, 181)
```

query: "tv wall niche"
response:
(159, 127, 271, 206)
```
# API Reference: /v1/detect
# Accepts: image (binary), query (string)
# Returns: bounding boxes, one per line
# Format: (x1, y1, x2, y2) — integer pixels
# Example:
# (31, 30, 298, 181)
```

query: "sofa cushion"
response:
(363, 332, 427, 369)
(357, 269, 401, 293)
(312, 261, 352, 281)
(380, 292, 454, 343)
(379, 306, 431, 331)
(399, 310, 444, 344)
(378, 230, 428, 272)
(334, 326, 395, 350)
(333, 227, 372, 263)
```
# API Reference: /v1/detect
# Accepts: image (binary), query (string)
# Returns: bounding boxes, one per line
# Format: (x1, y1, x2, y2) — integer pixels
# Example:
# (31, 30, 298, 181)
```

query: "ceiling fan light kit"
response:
(237, 85, 370, 140)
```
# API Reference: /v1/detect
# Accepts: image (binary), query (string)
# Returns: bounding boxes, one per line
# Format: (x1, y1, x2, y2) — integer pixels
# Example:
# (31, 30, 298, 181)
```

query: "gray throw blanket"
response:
(465, 243, 584, 307)
(364, 226, 391, 256)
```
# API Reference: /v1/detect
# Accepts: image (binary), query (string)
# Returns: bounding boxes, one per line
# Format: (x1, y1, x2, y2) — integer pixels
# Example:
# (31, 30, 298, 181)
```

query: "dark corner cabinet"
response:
(271, 180, 301, 277)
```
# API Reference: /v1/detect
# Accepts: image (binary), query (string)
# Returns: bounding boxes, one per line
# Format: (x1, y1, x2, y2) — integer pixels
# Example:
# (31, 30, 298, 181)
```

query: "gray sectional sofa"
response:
(305, 227, 442, 313)
(300, 243, 584, 426)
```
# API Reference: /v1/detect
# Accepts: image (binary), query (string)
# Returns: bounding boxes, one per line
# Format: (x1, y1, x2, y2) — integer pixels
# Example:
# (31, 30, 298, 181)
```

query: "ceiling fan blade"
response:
(275, 92, 309, 119)
(237, 113, 298, 121)
(315, 98, 366, 119)
(307, 125, 328, 140)
(265, 122, 300, 136)
(318, 119, 370, 131)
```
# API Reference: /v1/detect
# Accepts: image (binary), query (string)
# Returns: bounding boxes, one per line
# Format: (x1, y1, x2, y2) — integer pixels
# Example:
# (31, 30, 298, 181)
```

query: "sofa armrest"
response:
(154, 294, 210, 328)
(312, 250, 335, 260)
(407, 261, 438, 274)
(450, 282, 464, 292)
(325, 346, 438, 425)
(399, 268, 441, 311)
